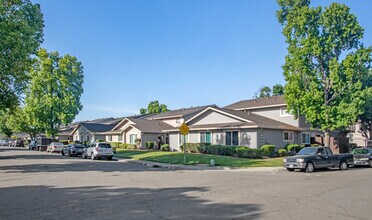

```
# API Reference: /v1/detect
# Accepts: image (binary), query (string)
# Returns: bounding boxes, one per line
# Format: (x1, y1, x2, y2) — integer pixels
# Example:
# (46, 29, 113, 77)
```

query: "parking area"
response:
(0, 146, 371, 220)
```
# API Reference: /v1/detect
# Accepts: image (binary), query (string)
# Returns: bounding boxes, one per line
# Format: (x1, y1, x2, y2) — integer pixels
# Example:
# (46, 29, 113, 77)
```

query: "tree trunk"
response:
(324, 131, 331, 147)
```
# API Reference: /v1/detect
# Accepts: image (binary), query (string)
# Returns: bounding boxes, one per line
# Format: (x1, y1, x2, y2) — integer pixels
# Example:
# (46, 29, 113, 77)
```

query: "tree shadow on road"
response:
(0, 185, 262, 219)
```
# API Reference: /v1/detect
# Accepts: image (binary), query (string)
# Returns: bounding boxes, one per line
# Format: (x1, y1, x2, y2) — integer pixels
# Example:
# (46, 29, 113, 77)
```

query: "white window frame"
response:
(283, 131, 294, 142)
(280, 107, 292, 117)
(199, 131, 212, 144)
(108, 135, 112, 142)
(225, 130, 239, 146)
(118, 134, 122, 142)
(129, 134, 137, 144)
(301, 132, 310, 144)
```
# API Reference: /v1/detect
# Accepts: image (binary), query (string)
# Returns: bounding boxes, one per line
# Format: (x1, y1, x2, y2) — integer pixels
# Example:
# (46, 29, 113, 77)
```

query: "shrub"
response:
(311, 144, 319, 147)
(261, 145, 276, 156)
(236, 147, 263, 159)
(277, 149, 287, 157)
(146, 141, 154, 149)
(161, 144, 170, 151)
(60, 140, 69, 145)
(110, 142, 121, 148)
(117, 143, 136, 149)
(286, 144, 305, 155)
(96, 139, 105, 142)
(200, 145, 237, 156)
(180, 143, 211, 153)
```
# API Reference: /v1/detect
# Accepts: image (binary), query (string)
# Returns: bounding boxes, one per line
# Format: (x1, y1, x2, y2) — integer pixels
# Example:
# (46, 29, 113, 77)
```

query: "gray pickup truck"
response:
(284, 147, 354, 172)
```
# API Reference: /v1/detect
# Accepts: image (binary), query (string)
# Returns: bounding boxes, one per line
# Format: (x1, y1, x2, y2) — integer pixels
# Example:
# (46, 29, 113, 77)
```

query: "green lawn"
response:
(115, 149, 284, 167)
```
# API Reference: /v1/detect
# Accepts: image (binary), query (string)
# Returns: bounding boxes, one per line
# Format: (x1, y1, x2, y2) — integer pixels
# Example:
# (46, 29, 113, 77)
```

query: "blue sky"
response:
(32, 0, 372, 121)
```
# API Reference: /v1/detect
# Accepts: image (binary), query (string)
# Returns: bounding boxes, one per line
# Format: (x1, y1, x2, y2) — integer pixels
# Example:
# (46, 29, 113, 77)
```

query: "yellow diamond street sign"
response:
(179, 123, 190, 135)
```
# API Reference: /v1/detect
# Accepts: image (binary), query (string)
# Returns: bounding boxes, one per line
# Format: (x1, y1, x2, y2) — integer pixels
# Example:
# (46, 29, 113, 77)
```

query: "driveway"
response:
(0, 146, 371, 219)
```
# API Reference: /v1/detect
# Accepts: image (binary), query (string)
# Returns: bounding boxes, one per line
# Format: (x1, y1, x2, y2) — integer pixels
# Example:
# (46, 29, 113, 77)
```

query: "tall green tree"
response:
(140, 100, 169, 115)
(6, 107, 40, 139)
(272, 84, 284, 96)
(259, 86, 272, 98)
(0, 110, 13, 138)
(277, 0, 372, 146)
(25, 49, 84, 137)
(358, 69, 372, 142)
(0, 0, 44, 111)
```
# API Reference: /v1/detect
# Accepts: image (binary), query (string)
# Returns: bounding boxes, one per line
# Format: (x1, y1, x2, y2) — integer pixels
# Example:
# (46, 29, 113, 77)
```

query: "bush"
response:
(161, 144, 170, 151)
(117, 143, 136, 149)
(261, 144, 276, 156)
(60, 140, 69, 145)
(236, 147, 263, 159)
(199, 145, 237, 156)
(311, 144, 319, 147)
(110, 142, 121, 148)
(96, 139, 105, 142)
(286, 144, 305, 155)
(146, 141, 154, 149)
(180, 143, 211, 153)
(277, 149, 287, 157)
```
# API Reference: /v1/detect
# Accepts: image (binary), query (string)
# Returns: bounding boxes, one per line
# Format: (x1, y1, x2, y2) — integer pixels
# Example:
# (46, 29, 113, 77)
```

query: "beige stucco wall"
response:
(249, 107, 299, 127)
(190, 110, 240, 125)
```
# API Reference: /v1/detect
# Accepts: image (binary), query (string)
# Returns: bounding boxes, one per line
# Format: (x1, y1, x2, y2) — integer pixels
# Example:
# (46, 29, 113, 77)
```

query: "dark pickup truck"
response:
(284, 147, 354, 173)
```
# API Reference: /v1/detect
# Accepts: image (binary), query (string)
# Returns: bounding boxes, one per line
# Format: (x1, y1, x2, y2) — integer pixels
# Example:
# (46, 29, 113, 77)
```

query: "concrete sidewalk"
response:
(114, 157, 286, 172)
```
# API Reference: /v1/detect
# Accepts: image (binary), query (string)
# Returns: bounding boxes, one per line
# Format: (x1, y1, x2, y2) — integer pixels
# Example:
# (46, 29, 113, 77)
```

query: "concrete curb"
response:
(114, 157, 286, 172)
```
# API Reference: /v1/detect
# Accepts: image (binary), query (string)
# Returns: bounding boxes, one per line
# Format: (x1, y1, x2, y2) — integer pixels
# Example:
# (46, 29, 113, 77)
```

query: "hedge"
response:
(261, 145, 276, 156)
(236, 147, 263, 159)
(146, 141, 154, 149)
(277, 149, 287, 157)
(180, 143, 211, 153)
(200, 145, 237, 156)
(161, 144, 170, 151)
(285, 144, 305, 155)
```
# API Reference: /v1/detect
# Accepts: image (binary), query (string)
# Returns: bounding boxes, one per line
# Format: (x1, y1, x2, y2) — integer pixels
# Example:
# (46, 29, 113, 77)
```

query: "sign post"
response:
(179, 123, 190, 164)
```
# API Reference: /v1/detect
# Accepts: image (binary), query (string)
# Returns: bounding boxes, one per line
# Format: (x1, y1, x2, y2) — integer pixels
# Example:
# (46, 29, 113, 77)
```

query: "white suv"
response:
(82, 142, 113, 160)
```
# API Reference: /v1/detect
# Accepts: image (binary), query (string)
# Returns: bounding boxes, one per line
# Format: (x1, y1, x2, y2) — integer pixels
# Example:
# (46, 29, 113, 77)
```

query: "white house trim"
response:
(185, 107, 253, 125)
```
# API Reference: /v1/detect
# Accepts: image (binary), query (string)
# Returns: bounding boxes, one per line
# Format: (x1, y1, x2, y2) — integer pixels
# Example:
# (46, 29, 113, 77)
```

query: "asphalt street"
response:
(0, 146, 371, 220)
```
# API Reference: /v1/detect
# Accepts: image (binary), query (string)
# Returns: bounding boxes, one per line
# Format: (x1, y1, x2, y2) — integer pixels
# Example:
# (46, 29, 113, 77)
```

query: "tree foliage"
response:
(25, 49, 84, 137)
(140, 100, 169, 115)
(0, 0, 44, 111)
(6, 106, 40, 138)
(277, 0, 372, 135)
(358, 69, 372, 140)
(0, 110, 13, 137)
(272, 84, 284, 96)
(259, 86, 272, 98)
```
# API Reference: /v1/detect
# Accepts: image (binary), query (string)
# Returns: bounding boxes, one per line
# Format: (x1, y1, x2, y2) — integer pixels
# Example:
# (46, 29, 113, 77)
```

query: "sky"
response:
(32, 0, 372, 122)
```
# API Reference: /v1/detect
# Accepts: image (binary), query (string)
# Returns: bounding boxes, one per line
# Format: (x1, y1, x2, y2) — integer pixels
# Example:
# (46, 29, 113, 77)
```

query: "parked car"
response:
(15, 139, 24, 147)
(29, 140, 37, 150)
(8, 140, 16, 147)
(283, 146, 354, 173)
(61, 144, 85, 157)
(350, 148, 372, 167)
(82, 142, 113, 160)
(0, 139, 9, 146)
(46, 142, 64, 153)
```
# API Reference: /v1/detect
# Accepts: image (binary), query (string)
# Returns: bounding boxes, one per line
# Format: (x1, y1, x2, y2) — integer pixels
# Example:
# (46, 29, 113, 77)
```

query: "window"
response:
(317, 148, 326, 155)
(301, 132, 310, 144)
(118, 135, 122, 142)
(108, 135, 112, 142)
(283, 131, 294, 142)
(179, 134, 189, 145)
(280, 107, 292, 117)
(225, 131, 239, 146)
(130, 134, 137, 144)
(200, 132, 211, 144)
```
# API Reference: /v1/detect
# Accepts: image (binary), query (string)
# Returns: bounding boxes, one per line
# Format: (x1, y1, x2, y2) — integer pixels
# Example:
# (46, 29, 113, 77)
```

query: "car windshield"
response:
(351, 149, 370, 155)
(98, 143, 111, 148)
(54, 143, 63, 146)
(297, 147, 317, 155)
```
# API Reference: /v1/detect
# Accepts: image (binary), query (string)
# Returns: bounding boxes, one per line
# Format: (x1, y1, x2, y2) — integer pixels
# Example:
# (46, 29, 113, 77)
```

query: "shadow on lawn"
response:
(0, 185, 262, 219)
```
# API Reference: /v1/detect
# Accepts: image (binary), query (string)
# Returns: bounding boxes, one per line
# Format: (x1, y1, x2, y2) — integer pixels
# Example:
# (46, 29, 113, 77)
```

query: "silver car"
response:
(82, 142, 113, 160)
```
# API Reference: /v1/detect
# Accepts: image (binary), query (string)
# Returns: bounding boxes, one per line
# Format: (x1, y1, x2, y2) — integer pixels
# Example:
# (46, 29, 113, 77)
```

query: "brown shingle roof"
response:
(148, 105, 217, 119)
(225, 96, 286, 110)
(129, 118, 174, 133)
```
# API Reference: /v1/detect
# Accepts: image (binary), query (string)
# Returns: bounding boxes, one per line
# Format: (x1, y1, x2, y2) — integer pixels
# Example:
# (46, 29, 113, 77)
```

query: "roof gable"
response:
(187, 108, 247, 126)
(225, 96, 286, 110)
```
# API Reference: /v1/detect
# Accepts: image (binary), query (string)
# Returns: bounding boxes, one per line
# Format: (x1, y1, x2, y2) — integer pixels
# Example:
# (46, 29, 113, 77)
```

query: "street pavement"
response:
(0, 146, 371, 220)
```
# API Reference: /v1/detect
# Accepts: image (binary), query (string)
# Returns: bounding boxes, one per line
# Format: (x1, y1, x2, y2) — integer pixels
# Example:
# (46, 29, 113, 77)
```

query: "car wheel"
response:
(91, 153, 96, 160)
(370, 161, 372, 168)
(61, 151, 65, 156)
(339, 161, 348, 171)
(286, 168, 294, 172)
(82, 152, 86, 159)
(107, 156, 113, 161)
(305, 162, 314, 173)
(68, 151, 72, 157)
